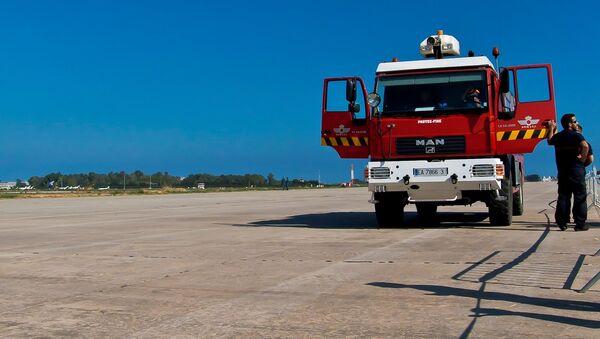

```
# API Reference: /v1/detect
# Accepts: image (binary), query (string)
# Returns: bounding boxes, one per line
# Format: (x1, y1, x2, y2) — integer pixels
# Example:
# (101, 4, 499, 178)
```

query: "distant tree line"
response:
(525, 174, 542, 182)
(24, 171, 319, 189)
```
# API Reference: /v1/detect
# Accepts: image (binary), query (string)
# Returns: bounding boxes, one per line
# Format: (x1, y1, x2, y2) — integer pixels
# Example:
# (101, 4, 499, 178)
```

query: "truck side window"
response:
(515, 68, 550, 103)
(325, 80, 366, 119)
(500, 70, 516, 112)
(326, 81, 349, 112)
(502, 92, 516, 112)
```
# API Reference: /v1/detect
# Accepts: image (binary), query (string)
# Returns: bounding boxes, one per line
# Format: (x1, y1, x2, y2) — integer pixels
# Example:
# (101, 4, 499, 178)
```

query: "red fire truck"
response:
(321, 31, 556, 227)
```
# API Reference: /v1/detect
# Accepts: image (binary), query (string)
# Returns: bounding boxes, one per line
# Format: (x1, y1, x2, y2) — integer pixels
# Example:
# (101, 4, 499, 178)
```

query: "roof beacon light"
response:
(419, 30, 460, 59)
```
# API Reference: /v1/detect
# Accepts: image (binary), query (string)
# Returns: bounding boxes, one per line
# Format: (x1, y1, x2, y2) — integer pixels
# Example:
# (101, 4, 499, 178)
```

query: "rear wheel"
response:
(513, 185, 524, 216)
(374, 192, 406, 228)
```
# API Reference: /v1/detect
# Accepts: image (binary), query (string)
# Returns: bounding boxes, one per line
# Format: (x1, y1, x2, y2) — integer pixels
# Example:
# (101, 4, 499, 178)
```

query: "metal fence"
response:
(586, 166, 600, 214)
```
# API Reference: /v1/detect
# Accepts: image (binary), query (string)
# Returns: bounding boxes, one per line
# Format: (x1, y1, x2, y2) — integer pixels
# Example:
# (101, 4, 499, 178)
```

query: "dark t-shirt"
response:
(548, 130, 586, 178)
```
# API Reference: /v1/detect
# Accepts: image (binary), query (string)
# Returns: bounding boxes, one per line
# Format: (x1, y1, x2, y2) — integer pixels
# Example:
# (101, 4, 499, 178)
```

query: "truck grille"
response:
(471, 164, 495, 177)
(370, 167, 391, 179)
(396, 136, 465, 155)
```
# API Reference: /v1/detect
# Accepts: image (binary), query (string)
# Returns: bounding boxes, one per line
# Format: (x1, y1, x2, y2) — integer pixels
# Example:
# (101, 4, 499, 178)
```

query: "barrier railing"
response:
(586, 166, 600, 214)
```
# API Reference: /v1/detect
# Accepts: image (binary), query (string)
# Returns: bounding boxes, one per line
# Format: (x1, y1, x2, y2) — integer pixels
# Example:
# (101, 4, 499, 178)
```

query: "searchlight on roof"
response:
(419, 30, 460, 59)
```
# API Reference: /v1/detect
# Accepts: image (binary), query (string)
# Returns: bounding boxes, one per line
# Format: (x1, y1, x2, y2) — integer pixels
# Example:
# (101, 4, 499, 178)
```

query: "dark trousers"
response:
(555, 178, 587, 227)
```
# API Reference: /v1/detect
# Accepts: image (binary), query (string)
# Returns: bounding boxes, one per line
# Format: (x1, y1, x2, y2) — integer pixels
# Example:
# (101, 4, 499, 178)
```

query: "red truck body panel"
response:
(322, 63, 556, 160)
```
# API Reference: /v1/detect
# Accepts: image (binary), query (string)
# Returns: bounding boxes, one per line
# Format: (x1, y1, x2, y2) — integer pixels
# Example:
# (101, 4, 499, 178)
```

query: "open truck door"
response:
(321, 77, 370, 158)
(496, 64, 556, 154)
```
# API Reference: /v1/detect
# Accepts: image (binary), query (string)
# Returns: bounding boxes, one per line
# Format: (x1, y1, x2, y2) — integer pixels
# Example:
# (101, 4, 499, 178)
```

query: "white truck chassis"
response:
(368, 158, 504, 202)
(367, 157, 518, 227)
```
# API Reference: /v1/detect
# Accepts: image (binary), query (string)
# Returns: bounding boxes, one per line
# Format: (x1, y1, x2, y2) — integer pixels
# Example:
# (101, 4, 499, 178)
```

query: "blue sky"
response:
(0, 0, 596, 183)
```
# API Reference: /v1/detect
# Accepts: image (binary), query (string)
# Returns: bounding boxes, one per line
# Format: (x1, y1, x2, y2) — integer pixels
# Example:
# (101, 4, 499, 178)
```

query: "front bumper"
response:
(367, 158, 503, 202)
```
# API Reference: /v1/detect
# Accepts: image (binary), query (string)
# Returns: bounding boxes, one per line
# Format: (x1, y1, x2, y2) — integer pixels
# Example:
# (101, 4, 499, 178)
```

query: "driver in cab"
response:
(463, 87, 481, 108)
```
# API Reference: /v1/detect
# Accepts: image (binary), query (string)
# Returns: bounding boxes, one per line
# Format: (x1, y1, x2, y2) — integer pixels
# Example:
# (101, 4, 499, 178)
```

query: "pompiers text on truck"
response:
(321, 30, 556, 227)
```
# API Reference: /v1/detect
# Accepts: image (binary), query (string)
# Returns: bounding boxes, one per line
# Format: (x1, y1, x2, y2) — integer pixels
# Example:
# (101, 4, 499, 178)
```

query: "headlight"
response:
(367, 93, 381, 107)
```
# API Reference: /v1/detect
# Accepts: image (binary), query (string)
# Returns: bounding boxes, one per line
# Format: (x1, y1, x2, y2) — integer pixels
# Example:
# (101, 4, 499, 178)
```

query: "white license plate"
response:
(413, 167, 448, 176)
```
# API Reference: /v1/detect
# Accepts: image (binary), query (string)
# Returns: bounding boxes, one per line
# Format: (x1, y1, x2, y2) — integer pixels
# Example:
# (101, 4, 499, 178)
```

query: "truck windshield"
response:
(378, 71, 488, 115)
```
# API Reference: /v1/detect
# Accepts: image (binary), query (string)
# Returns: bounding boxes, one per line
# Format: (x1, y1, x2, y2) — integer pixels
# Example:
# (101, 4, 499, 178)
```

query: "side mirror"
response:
(500, 69, 510, 93)
(346, 79, 357, 102)
(348, 102, 361, 113)
(367, 92, 381, 107)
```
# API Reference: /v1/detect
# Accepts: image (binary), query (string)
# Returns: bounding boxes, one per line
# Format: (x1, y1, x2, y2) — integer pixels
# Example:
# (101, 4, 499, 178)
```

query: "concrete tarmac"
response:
(0, 182, 598, 337)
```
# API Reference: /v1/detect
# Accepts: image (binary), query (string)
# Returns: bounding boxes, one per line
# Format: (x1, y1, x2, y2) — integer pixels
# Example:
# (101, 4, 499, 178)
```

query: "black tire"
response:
(374, 192, 405, 228)
(489, 166, 513, 226)
(513, 185, 524, 216)
(416, 203, 438, 223)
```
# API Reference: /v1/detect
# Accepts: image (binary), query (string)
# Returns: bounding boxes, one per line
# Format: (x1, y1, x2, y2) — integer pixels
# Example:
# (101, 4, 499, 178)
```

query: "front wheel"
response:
(374, 192, 406, 228)
(489, 166, 514, 226)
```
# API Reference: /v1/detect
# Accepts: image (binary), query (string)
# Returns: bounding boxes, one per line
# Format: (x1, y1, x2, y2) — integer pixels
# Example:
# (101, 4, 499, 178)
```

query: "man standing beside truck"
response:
(547, 113, 589, 231)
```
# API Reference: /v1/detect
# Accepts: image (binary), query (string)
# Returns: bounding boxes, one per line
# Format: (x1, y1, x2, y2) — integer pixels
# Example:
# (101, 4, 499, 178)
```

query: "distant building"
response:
(197, 183, 205, 189)
(0, 182, 16, 190)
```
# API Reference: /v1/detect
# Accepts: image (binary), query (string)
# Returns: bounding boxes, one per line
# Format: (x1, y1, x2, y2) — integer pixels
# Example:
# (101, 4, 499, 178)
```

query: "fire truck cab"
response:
(321, 31, 556, 227)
